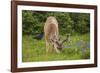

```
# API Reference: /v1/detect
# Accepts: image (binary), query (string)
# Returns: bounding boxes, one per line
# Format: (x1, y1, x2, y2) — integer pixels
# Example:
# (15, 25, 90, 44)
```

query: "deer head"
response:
(50, 34, 70, 51)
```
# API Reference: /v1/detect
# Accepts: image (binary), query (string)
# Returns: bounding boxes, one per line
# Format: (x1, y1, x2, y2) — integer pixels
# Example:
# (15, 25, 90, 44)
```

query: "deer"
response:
(44, 16, 70, 53)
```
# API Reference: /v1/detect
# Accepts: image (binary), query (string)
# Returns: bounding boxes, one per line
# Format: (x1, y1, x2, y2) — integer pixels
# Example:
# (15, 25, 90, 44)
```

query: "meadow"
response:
(22, 33, 90, 62)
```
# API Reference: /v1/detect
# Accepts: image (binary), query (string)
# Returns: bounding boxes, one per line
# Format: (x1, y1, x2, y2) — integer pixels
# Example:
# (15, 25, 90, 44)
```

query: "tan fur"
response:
(44, 16, 61, 53)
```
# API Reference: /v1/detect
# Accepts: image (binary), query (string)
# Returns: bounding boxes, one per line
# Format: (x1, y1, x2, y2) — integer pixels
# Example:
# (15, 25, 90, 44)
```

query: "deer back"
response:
(44, 16, 59, 41)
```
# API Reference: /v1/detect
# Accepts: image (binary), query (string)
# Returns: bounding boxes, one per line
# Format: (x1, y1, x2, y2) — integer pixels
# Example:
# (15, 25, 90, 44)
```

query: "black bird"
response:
(33, 32, 44, 40)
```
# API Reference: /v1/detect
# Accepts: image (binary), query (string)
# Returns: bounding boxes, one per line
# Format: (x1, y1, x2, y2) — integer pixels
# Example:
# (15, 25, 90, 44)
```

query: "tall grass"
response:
(22, 33, 90, 62)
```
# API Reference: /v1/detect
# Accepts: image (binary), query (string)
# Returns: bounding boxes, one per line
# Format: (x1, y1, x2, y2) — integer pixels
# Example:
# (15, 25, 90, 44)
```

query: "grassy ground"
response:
(22, 33, 90, 62)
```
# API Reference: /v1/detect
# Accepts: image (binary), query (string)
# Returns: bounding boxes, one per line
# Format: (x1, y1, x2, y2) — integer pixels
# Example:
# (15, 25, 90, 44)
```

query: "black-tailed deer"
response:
(44, 16, 70, 53)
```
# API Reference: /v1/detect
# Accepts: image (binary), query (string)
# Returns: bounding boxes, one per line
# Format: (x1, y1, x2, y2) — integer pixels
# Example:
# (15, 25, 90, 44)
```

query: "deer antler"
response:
(62, 34, 70, 44)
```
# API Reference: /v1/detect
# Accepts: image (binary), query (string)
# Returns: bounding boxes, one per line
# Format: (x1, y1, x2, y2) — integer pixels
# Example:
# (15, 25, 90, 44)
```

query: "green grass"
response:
(22, 33, 90, 62)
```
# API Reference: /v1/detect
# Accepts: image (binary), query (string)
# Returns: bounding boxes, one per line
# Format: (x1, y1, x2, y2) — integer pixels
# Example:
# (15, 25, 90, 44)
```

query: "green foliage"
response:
(22, 10, 90, 35)
(22, 34, 90, 62)
(70, 13, 90, 34)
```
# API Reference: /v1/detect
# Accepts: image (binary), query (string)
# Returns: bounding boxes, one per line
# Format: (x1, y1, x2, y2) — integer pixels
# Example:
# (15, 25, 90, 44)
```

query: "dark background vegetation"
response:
(22, 10, 90, 35)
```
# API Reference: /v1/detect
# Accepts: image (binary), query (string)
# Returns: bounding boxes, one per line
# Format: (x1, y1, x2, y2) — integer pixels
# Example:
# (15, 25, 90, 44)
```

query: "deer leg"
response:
(46, 42, 53, 53)
(46, 41, 49, 53)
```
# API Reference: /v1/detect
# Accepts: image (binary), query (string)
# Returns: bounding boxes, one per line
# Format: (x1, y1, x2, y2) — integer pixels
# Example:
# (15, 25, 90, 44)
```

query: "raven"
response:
(33, 32, 44, 40)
